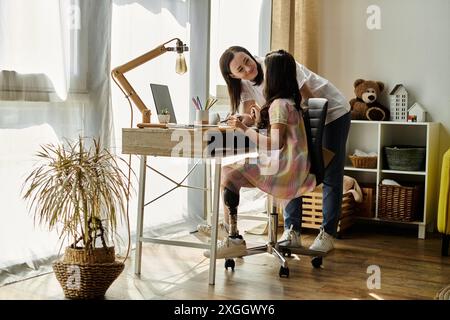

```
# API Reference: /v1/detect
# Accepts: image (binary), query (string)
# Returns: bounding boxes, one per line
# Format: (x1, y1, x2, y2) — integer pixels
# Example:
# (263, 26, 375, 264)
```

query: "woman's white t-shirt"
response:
(240, 56, 350, 125)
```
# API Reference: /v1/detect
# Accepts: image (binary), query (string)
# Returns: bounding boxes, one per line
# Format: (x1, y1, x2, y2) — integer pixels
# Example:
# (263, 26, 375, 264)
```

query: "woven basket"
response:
(53, 246, 124, 299)
(63, 247, 115, 264)
(53, 261, 124, 299)
(349, 155, 377, 169)
(378, 184, 423, 221)
(385, 146, 426, 171)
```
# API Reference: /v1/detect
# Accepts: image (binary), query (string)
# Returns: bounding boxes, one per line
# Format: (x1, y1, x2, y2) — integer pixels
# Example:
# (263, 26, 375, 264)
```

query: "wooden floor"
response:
(1, 223, 449, 300)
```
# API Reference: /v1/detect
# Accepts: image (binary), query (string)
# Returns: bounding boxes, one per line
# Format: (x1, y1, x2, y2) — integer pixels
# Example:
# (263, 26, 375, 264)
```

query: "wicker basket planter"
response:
(378, 184, 423, 221)
(53, 247, 124, 299)
(349, 155, 377, 169)
(384, 146, 426, 171)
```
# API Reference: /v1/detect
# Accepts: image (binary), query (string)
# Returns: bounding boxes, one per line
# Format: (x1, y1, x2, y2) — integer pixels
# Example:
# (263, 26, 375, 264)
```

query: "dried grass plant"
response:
(22, 137, 131, 251)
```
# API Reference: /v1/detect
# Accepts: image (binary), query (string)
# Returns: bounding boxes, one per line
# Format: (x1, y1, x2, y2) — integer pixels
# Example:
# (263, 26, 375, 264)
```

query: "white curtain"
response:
(0, 0, 112, 286)
(0, 0, 71, 100)
(111, 0, 203, 253)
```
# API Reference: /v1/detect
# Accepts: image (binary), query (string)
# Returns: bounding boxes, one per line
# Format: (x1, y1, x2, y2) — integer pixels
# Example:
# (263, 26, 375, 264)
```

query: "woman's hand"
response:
(227, 115, 248, 132)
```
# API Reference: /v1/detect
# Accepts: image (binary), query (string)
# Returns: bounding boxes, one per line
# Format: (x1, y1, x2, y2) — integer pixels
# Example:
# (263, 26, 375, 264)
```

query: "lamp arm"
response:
(111, 38, 182, 124)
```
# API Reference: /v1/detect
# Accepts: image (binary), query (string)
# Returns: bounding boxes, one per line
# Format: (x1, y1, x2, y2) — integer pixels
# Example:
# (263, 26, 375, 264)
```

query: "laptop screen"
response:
(150, 83, 177, 124)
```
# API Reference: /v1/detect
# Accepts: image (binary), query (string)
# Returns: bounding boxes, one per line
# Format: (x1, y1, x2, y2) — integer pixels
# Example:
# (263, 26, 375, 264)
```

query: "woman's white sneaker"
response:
(309, 228, 334, 253)
(279, 228, 301, 247)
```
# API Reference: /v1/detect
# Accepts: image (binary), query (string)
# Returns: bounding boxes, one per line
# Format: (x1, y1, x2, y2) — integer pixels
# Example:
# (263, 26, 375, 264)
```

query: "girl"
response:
(204, 50, 316, 259)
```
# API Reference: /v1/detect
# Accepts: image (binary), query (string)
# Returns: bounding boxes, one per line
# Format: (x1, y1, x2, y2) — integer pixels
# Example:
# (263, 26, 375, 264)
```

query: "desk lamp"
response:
(111, 38, 188, 128)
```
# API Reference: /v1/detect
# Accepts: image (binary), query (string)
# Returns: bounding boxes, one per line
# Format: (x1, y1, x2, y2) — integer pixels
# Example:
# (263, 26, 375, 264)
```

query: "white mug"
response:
(195, 110, 209, 125)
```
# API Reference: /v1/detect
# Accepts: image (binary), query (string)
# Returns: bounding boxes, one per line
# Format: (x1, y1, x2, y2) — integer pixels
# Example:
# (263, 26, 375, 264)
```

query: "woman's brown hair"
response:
(219, 46, 263, 113)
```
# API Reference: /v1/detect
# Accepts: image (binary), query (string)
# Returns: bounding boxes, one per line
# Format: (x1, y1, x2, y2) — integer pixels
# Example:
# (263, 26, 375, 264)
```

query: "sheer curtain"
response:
(0, 0, 112, 286)
(111, 0, 204, 250)
(0, 0, 71, 100)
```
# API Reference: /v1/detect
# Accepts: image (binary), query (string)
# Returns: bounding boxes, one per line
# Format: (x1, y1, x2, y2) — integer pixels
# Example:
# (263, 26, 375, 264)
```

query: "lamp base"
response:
(137, 123, 168, 129)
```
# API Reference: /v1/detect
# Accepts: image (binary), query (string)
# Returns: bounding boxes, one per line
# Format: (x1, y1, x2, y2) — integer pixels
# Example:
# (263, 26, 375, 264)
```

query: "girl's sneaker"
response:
(203, 236, 247, 259)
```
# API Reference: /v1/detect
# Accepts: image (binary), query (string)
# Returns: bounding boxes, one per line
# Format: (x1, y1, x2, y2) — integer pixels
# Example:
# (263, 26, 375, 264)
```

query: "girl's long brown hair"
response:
(257, 50, 302, 130)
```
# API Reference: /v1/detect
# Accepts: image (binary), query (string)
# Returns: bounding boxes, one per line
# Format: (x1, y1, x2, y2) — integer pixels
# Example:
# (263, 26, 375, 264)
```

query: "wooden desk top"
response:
(122, 127, 255, 158)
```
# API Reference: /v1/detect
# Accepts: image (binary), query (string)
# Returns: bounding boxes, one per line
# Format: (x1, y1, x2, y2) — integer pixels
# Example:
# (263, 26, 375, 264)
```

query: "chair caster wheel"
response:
(225, 259, 235, 271)
(311, 256, 322, 268)
(279, 266, 289, 278)
(282, 249, 292, 257)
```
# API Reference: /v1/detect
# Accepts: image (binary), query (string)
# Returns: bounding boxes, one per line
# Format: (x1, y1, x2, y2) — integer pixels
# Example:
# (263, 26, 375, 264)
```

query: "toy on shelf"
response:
(349, 79, 390, 121)
(389, 84, 408, 122)
(408, 102, 427, 122)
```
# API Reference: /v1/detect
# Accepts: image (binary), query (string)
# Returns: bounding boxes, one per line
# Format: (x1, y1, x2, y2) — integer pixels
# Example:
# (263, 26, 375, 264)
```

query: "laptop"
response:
(150, 83, 177, 124)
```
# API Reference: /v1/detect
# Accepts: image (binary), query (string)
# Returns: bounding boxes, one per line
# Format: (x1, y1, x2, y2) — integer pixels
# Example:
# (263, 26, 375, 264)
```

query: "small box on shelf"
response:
(355, 184, 376, 218)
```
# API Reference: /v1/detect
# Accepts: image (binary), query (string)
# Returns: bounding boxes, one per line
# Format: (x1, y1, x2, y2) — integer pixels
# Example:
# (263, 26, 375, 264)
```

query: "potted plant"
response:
(158, 108, 171, 124)
(22, 136, 131, 299)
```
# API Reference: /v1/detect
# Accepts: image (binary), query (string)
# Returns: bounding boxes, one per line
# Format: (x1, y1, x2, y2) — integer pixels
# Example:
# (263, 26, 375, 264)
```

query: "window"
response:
(209, 0, 272, 106)
(0, 0, 88, 101)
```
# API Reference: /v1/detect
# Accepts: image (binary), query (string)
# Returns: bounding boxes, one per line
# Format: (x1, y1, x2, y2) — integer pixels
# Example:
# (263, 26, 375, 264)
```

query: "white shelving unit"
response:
(345, 120, 440, 239)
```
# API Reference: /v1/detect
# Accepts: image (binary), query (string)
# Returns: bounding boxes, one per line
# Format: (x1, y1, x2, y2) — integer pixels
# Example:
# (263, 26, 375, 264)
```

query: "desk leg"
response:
(135, 155, 147, 276)
(209, 158, 222, 285)
(206, 161, 212, 224)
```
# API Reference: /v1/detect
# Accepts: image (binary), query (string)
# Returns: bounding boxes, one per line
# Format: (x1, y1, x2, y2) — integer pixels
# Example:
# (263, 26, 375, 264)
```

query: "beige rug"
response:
(435, 285, 450, 300)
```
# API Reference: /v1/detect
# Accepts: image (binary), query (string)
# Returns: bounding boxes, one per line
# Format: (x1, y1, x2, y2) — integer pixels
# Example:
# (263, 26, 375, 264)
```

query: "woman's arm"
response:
(300, 83, 315, 101)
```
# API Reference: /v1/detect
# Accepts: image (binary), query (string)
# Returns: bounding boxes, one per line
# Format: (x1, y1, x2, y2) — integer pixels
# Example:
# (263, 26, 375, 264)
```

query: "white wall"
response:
(319, 0, 450, 161)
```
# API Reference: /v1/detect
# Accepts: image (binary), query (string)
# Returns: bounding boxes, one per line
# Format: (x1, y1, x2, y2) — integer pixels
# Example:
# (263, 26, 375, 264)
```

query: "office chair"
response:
(224, 98, 330, 278)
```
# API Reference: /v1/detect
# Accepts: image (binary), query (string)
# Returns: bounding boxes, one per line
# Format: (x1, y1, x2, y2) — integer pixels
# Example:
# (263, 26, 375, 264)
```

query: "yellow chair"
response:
(438, 148, 450, 256)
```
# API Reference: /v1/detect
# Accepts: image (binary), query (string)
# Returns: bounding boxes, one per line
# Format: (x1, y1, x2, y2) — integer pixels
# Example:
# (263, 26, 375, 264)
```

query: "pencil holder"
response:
(195, 110, 209, 125)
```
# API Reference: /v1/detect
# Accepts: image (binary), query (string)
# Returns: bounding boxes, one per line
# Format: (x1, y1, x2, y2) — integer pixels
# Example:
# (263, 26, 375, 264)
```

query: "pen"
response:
(192, 97, 200, 110)
(220, 114, 242, 123)
(196, 96, 202, 110)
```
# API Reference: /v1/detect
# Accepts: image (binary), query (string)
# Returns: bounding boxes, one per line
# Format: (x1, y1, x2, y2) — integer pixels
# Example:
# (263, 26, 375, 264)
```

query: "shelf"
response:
(344, 166, 377, 173)
(351, 120, 430, 126)
(346, 121, 439, 239)
(381, 169, 426, 175)
(355, 216, 424, 225)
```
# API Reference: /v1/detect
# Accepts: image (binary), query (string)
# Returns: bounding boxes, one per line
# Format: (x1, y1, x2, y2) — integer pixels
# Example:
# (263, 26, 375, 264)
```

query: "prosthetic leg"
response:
(223, 187, 241, 239)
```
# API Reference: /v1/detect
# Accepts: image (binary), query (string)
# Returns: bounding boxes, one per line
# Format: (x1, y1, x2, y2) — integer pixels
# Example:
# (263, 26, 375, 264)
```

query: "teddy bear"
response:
(349, 79, 390, 121)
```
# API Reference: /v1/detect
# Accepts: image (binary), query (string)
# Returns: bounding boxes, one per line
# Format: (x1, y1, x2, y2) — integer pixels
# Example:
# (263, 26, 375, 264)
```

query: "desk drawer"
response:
(122, 128, 255, 158)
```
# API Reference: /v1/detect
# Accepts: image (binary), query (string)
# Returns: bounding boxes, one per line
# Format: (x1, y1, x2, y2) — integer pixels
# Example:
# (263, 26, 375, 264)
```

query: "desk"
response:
(122, 127, 254, 285)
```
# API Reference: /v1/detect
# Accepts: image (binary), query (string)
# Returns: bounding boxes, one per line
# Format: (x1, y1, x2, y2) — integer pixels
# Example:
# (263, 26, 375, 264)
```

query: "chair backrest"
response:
(302, 98, 329, 185)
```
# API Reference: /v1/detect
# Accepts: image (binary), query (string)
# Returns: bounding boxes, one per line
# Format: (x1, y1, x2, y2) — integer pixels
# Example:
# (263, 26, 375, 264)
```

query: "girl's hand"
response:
(227, 115, 248, 132)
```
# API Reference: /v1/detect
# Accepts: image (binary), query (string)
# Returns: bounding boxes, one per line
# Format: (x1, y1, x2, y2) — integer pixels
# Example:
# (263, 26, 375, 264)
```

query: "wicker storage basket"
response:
(349, 155, 377, 169)
(301, 187, 355, 233)
(385, 146, 426, 171)
(378, 184, 423, 221)
(53, 246, 124, 299)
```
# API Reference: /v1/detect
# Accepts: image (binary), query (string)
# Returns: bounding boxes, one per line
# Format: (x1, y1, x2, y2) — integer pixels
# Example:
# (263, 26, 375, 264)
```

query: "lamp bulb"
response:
(175, 53, 187, 74)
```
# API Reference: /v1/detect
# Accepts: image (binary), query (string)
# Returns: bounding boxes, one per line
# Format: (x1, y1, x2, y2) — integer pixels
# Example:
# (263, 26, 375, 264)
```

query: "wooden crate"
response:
(355, 185, 376, 218)
(301, 188, 355, 233)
